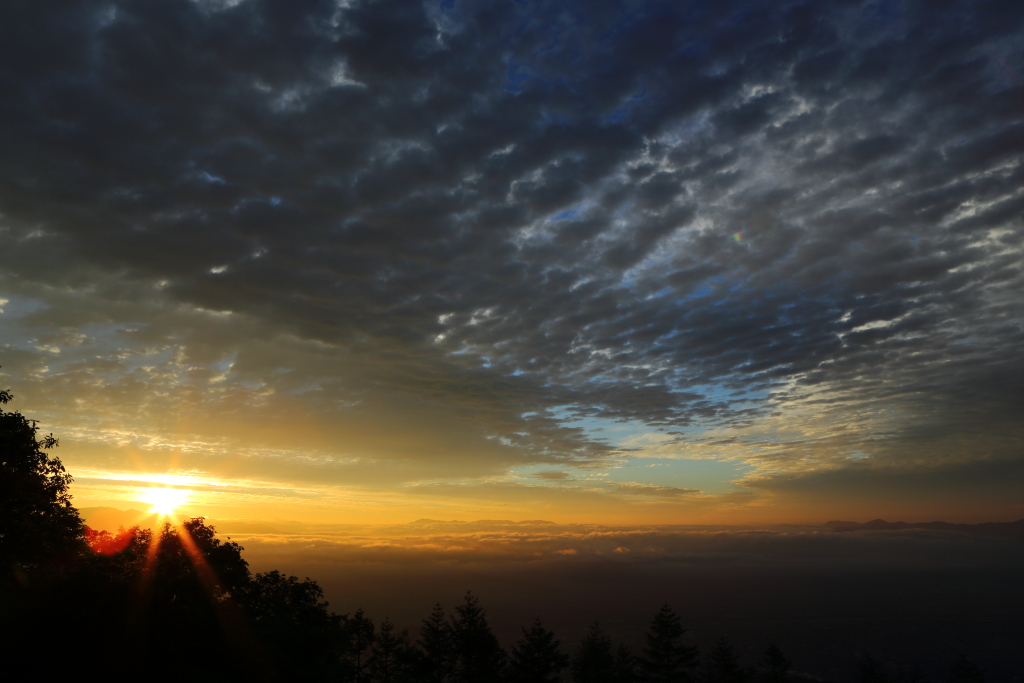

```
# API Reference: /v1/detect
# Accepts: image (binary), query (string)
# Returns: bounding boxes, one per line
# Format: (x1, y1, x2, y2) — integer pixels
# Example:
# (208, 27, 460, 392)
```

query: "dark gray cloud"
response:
(614, 482, 702, 498)
(1, 0, 1021, 500)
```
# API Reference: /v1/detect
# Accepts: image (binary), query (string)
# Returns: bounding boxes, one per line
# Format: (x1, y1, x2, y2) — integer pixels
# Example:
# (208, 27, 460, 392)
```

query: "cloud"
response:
(195, 518, 1023, 571)
(0, 0, 1021, 512)
(614, 483, 701, 498)
(531, 471, 573, 481)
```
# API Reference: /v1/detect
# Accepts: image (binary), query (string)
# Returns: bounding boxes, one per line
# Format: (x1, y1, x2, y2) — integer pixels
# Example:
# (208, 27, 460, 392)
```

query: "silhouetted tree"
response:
(153, 518, 251, 597)
(137, 513, 253, 671)
(372, 617, 414, 683)
(12, 515, 270, 679)
(571, 621, 616, 683)
(948, 654, 985, 683)
(0, 383, 83, 574)
(904, 666, 929, 683)
(0, 376, 348, 680)
(508, 618, 569, 683)
(243, 569, 343, 677)
(613, 644, 639, 683)
(84, 524, 140, 556)
(94, 517, 339, 680)
(86, 525, 150, 593)
(450, 591, 506, 683)
(640, 604, 699, 683)
(136, 519, 268, 678)
(418, 602, 455, 683)
(702, 637, 749, 683)
(761, 644, 791, 683)
(343, 608, 377, 683)
(857, 653, 891, 683)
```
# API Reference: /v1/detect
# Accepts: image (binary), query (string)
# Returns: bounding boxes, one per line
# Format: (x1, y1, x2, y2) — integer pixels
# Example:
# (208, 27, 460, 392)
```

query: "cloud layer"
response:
(1, 0, 1022, 518)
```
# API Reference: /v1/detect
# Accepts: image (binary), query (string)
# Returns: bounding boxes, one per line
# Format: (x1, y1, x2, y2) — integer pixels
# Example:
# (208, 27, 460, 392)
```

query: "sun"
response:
(140, 487, 191, 517)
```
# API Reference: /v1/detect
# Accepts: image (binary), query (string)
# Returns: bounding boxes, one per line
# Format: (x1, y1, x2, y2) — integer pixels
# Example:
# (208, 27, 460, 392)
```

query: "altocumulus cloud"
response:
(0, 0, 1022, 511)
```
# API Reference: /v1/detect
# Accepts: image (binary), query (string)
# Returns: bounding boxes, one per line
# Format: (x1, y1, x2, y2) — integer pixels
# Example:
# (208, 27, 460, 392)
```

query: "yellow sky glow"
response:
(140, 487, 192, 517)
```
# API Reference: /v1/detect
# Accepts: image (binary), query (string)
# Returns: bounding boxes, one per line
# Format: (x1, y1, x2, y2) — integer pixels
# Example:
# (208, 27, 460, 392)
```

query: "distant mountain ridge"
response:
(80, 507, 1024, 537)
(824, 518, 1024, 536)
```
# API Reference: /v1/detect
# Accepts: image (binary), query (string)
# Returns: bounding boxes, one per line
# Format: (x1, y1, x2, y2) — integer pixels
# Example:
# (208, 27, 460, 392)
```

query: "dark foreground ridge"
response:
(0, 386, 998, 683)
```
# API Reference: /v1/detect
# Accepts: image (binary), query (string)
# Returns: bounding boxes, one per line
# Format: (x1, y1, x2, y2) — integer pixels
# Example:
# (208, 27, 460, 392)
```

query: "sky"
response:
(1, 0, 1022, 526)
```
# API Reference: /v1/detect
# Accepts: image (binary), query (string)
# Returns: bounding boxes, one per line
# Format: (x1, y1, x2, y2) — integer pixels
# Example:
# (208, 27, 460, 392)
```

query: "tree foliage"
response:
(640, 604, 700, 683)
(613, 644, 638, 683)
(418, 602, 454, 683)
(450, 591, 506, 683)
(761, 644, 791, 683)
(508, 618, 569, 683)
(702, 637, 750, 683)
(371, 617, 414, 683)
(85, 525, 139, 556)
(0, 384, 83, 572)
(244, 569, 343, 678)
(572, 621, 616, 683)
(857, 653, 891, 683)
(948, 654, 985, 683)
(344, 608, 377, 683)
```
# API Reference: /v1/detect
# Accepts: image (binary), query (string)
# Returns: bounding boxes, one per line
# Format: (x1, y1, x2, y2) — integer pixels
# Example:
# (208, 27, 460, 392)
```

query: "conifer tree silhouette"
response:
(639, 604, 699, 683)
(948, 654, 985, 683)
(344, 608, 376, 683)
(508, 618, 569, 683)
(613, 644, 639, 683)
(571, 621, 616, 683)
(449, 591, 506, 683)
(702, 637, 750, 683)
(372, 617, 412, 683)
(904, 665, 928, 683)
(857, 653, 891, 683)
(761, 644, 791, 683)
(419, 602, 455, 683)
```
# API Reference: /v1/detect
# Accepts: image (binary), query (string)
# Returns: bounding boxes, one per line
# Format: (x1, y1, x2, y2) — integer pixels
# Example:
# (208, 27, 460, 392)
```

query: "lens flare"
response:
(140, 487, 191, 516)
(733, 233, 742, 242)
